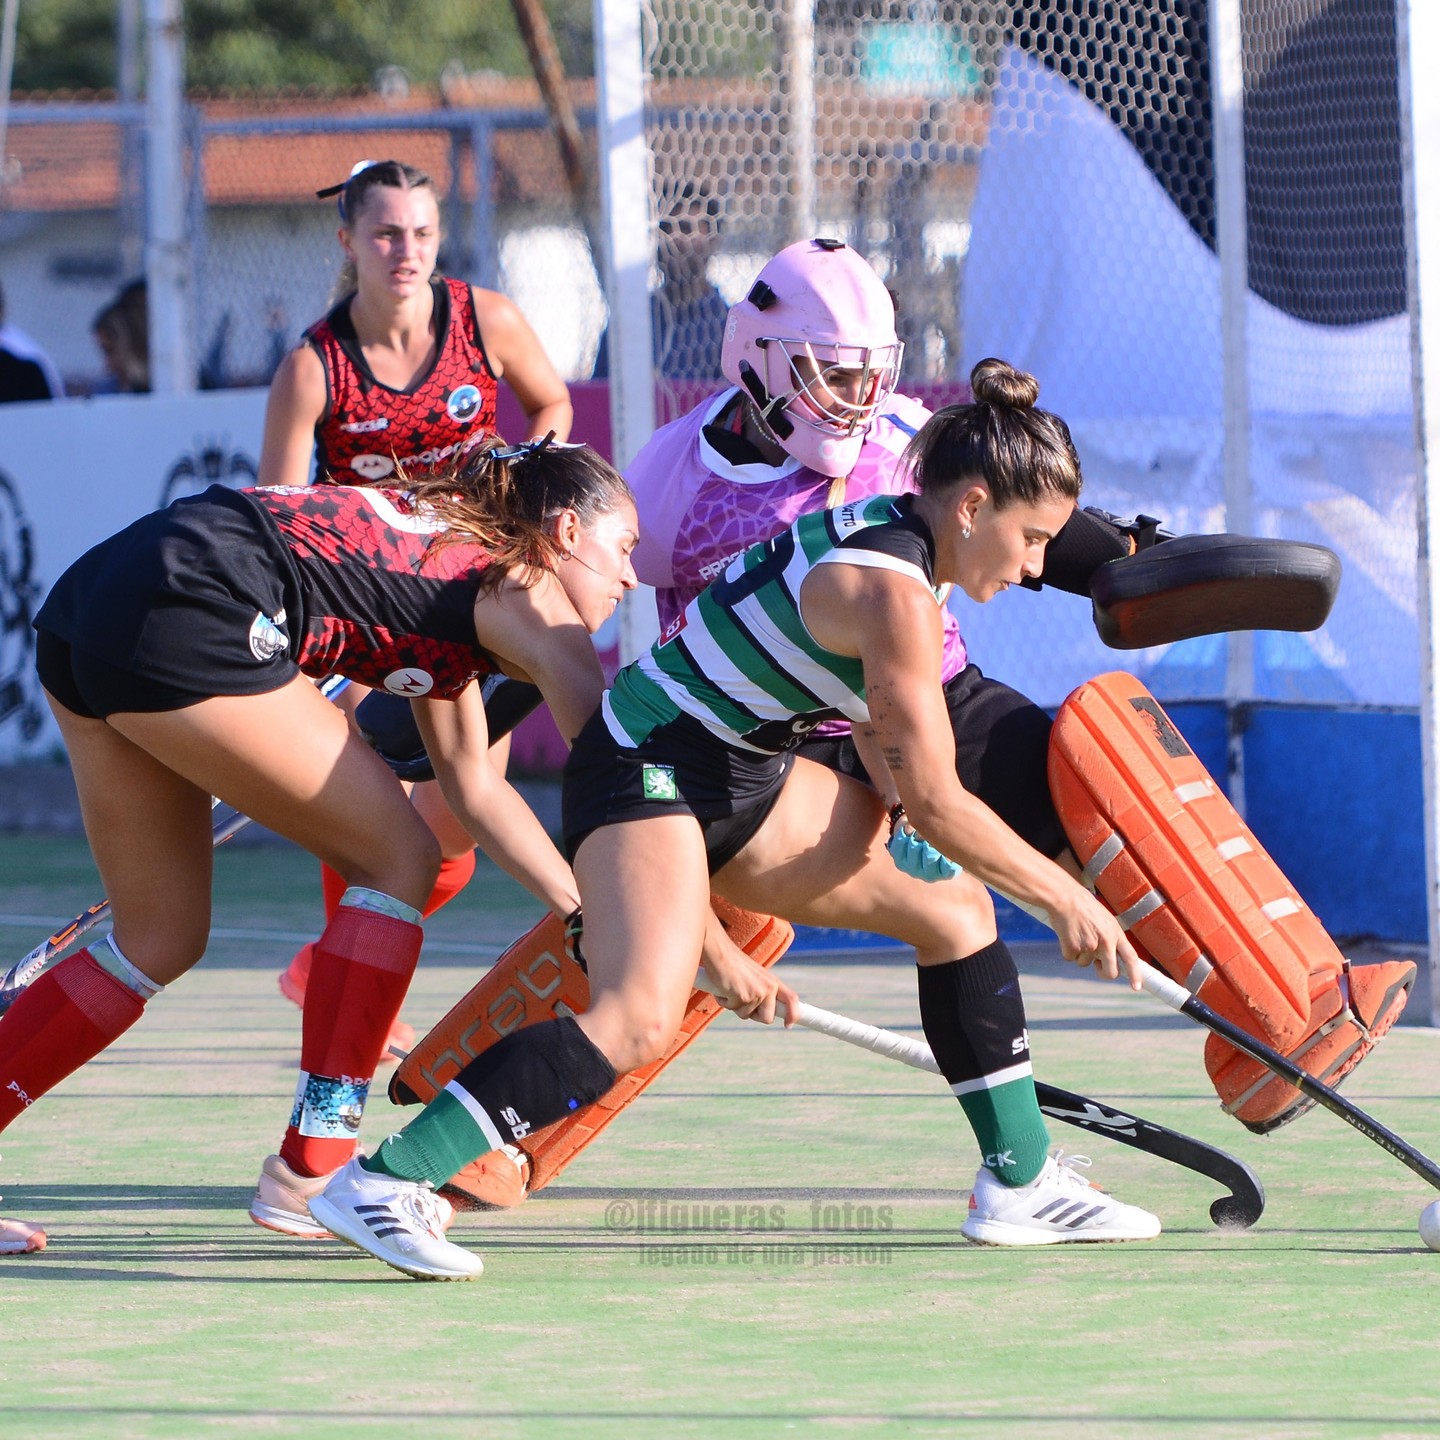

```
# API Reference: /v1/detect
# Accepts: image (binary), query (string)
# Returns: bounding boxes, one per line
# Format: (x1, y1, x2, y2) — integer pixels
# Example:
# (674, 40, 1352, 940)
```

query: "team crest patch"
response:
(350, 453, 396, 480)
(383, 668, 435, 697)
(641, 764, 678, 801)
(446, 384, 482, 424)
(248, 608, 289, 661)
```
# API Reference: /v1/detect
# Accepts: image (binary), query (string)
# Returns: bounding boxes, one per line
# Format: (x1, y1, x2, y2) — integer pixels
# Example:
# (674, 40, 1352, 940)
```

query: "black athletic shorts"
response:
(797, 662, 1064, 859)
(562, 707, 794, 874)
(34, 486, 303, 717)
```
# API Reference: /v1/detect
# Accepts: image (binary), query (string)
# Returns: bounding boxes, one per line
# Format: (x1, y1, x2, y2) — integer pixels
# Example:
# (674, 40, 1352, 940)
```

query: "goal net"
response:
(619, 0, 1413, 711)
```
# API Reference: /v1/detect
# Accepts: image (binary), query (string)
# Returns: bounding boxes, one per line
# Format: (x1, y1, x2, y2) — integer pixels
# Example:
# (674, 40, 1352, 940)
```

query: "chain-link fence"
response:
(609, 0, 1412, 706)
(1, 89, 606, 394)
(0, 1, 1416, 712)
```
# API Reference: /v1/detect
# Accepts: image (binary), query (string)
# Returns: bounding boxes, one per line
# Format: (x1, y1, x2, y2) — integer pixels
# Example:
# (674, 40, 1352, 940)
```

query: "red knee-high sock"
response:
(0, 951, 146, 1133)
(422, 850, 475, 918)
(279, 904, 423, 1177)
(319, 862, 349, 921)
(281, 856, 470, 1002)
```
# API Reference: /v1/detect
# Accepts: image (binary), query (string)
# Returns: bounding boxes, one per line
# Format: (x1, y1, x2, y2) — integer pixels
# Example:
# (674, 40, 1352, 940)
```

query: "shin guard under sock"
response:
(917, 940, 1051, 1186)
(367, 1016, 617, 1189)
(0, 950, 147, 1132)
(284, 855, 475, 999)
(280, 898, 423, 1177)
(324, 856, 472, 924)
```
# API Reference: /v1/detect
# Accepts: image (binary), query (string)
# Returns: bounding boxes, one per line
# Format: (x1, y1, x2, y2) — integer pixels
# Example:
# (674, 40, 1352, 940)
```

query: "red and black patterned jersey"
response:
(246, 483, 499, 699)
(306, 276, 500, 485)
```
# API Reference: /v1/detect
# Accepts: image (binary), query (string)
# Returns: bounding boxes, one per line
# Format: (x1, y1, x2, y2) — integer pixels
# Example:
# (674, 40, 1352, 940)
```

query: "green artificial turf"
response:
(1, 836, 1439, 1440)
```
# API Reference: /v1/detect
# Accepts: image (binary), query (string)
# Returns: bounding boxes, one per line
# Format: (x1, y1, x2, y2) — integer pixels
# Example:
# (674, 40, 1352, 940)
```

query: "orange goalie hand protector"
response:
(389, 898, 793, 1206)
(1049, 671, 1413, 1132)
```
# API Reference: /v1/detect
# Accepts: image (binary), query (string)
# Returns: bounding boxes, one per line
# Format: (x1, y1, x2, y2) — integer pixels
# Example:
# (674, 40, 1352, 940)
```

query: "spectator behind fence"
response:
(592, 181, 729, 381)
(92, 280, 150, 394)
(0, 279, 63, 403)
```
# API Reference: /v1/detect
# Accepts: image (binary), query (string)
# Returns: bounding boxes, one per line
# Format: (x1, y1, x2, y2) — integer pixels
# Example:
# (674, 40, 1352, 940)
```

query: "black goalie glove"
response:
(1021, 506, 1340, 649)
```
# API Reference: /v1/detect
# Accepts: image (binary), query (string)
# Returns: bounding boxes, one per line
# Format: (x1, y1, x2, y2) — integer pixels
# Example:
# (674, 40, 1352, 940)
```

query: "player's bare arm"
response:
(804, 562, 1139, 983)
(471, 287, 573, 441)
(412, 682, 579, 920)
(472, 569, 604, 745)
(257, 346, 328, 487)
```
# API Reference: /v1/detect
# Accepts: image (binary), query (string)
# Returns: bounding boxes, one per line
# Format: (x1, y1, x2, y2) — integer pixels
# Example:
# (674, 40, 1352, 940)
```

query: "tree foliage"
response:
(12, 0, 595, 94)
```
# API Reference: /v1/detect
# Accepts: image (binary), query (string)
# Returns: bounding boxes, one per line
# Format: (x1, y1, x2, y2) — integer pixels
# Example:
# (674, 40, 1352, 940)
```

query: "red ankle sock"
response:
(0, 950, 147, 1132)
(279, 905, 423, 1177)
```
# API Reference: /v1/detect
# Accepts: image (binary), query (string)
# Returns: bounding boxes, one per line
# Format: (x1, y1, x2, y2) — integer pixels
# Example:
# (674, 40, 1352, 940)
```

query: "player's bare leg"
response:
(0, 677, 441, 1249)
(312, 814, 712, 1278)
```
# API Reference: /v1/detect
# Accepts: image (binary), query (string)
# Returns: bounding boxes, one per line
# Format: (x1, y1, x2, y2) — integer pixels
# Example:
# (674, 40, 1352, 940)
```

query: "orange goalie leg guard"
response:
(1049, 671, 1414, 1133)
(388, 897, 793, 1208)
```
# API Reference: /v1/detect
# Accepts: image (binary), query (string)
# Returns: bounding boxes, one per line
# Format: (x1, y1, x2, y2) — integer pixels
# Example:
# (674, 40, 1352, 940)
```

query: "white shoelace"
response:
(397, 1184, 452, 1239)
(1050, 1151, 1099, 1192)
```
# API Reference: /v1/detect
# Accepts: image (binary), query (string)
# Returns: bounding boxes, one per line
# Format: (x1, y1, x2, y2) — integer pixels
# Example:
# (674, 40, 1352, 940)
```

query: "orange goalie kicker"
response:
(1048, 671, 1413, 1133)
(389, 898, 793, 1207)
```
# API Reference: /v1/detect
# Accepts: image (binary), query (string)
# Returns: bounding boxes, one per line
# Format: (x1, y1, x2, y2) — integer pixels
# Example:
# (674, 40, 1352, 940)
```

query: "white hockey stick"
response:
(695, 971, 1265, 1226)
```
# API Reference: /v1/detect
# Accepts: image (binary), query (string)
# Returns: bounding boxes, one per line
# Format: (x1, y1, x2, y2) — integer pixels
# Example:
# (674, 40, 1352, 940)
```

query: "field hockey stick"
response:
(0, 676, 354, 1012)
(0, 802, 254, 1013)
(1138, 961, 1440, 1193)
(697, 974, 1265, 1227)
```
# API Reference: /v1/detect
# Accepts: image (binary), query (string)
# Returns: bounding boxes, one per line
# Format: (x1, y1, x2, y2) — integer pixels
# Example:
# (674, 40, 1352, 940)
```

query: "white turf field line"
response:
(3, 909, 1434, 1029)
(0, 911, 506, 960)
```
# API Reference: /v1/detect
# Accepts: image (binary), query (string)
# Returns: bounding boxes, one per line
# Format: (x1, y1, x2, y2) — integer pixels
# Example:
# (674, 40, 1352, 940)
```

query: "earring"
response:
(960, 523, 972, 540)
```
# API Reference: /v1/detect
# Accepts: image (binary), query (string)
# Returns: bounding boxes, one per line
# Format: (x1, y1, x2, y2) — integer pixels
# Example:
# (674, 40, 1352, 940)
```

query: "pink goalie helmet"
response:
(720, 238, 904, 478)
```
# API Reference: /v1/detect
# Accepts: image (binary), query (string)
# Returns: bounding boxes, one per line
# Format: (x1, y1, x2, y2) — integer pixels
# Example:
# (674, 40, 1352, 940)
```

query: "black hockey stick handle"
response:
(1139, 963, 1440, 1193)
(693, 974, 1263, 1227)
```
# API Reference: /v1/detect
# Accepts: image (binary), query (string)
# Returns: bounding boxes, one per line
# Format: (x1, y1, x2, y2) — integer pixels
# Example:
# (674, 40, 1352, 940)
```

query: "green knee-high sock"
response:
(917, 940, 1051, 1186)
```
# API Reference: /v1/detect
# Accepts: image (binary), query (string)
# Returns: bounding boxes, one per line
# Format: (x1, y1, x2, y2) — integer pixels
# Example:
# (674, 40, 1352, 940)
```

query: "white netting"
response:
(632, 0, 1414, 707)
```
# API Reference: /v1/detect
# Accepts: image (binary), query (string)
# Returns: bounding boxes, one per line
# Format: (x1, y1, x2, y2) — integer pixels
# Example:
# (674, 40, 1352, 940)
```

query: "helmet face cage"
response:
(764, 338, 904, 438)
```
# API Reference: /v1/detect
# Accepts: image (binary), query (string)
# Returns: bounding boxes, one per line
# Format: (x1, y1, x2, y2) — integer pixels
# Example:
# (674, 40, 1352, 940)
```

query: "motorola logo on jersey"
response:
(383, 668, 435, 697)
(446, 385, 482, 424)
(350, 454, 397, 481)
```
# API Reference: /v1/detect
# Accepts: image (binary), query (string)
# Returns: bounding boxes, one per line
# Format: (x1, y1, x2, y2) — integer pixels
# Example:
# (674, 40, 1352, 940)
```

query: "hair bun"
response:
(969, 357, 1040, 410)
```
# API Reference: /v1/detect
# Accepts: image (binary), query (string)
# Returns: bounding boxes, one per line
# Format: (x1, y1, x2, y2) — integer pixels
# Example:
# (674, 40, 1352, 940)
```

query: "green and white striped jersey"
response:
(604, 494, 943, 754)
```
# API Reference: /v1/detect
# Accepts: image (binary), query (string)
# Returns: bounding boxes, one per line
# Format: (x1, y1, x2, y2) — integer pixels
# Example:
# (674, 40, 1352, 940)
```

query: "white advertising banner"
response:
(0, 388, 269, 759)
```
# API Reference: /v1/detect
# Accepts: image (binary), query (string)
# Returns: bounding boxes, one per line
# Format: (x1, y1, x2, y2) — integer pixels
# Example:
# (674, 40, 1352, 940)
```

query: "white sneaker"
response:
(961, 1152, 1162, 1246)
(308, 1157, 482, 1281)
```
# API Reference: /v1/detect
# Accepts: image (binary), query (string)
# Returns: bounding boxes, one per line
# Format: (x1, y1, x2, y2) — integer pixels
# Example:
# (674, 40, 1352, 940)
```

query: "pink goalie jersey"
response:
(628, 387, 969, 682)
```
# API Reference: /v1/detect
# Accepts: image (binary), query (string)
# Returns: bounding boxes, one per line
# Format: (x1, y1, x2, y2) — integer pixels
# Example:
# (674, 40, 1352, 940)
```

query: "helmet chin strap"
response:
(737, 361, 794, 440)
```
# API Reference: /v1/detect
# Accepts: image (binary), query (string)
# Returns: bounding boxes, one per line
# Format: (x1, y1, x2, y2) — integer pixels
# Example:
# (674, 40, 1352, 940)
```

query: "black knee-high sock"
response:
(916, 939, 1051, 1186)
